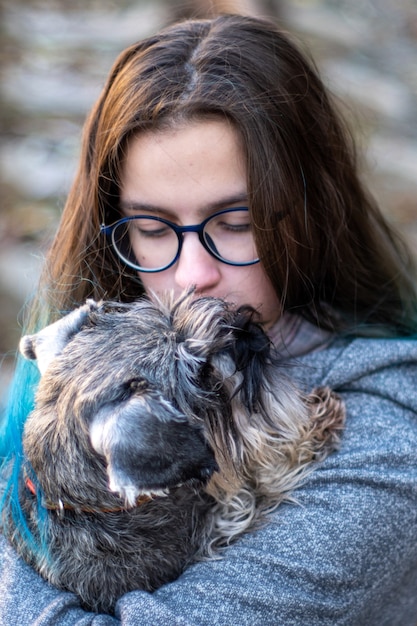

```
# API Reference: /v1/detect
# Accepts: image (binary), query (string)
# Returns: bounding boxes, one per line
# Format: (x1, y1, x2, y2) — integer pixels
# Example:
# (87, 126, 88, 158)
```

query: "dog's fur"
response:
(6, 292, 345, 613)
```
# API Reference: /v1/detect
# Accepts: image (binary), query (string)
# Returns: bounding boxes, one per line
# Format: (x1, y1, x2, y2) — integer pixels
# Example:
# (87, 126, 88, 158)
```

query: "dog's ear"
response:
(227, 305, 272, 412)
(19, 300, 100, 375)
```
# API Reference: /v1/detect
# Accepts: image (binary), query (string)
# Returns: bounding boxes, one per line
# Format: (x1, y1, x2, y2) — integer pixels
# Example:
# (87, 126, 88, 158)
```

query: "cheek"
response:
(215, 264, 280, 326)
(245, 268, 281, 326)
(138, 271, 175, 295)
(224, 263, 278, 321)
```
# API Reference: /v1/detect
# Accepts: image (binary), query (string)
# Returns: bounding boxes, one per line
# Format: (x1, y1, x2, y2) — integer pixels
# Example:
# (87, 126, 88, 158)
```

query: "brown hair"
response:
(35, 14, 417, 335)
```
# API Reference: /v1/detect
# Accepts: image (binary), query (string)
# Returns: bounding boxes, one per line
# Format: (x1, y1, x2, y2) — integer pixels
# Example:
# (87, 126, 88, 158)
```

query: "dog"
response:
(6, 291, 345, 613)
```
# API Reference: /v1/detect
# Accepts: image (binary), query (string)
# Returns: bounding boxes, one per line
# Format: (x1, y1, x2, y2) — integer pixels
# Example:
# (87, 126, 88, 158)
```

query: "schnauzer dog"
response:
(6, 292, 344, 613)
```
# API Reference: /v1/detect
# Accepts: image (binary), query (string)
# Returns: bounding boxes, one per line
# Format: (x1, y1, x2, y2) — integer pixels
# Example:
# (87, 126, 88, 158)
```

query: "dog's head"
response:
(19, 291, 276, 506)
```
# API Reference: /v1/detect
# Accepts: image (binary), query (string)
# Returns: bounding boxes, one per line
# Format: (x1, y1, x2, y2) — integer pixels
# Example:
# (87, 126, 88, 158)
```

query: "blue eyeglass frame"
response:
(100, 206, 261, 273)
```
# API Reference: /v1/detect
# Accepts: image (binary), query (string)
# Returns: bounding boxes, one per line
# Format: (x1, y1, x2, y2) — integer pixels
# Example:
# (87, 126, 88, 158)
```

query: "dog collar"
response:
(25, 476, 152, 517)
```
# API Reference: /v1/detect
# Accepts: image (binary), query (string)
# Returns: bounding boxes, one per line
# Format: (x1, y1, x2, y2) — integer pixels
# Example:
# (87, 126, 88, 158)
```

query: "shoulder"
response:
(289, 335, 417, 478)
(290, 335, 417, 412)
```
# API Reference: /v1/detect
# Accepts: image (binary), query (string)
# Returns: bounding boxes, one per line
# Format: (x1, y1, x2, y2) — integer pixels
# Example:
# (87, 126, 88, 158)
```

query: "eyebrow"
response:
(119, 193, 249, 218)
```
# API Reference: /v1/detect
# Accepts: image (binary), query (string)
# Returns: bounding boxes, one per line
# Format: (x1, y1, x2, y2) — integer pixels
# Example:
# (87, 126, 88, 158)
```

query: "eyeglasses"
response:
(100, 207, 260, 273)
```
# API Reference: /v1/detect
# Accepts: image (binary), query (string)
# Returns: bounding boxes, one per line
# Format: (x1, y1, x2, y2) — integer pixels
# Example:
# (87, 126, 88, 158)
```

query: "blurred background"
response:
(1, 0, 417, 398)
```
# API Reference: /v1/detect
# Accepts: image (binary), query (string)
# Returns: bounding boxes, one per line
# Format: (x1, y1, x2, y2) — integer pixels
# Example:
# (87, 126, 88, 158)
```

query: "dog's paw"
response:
(306, 386, 346, 458)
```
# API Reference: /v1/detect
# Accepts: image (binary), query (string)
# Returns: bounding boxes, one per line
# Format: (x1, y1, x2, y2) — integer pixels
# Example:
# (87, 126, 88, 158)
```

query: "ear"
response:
(19, 299, 100, 375)
(227, 305, 272, 412)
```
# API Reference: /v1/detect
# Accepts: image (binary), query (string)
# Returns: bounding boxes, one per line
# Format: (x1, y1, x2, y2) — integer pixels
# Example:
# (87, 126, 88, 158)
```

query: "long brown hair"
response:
(35, 14, 417, 335)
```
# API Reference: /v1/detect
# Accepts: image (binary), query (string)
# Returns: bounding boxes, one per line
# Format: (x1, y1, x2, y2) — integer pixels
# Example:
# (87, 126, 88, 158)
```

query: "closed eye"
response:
(218, 220, 251, 233)
(131, 222, 173, 239)
(128, 379, 149, 394)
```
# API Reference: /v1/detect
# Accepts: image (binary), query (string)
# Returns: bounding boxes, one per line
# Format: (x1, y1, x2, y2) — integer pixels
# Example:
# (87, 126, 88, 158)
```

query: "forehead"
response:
(119, 119, 247, 218)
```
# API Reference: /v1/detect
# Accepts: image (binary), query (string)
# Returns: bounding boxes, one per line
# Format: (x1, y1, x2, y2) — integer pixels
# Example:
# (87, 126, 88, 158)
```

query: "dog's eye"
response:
(128, 379, 149, 394)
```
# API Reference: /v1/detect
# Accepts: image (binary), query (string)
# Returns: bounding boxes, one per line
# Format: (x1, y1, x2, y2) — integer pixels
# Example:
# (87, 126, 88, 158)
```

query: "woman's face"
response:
(119, 119, 281, 328)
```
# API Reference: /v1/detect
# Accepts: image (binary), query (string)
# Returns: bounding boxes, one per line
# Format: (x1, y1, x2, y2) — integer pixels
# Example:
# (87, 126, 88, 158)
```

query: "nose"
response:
(174, 232, 222, 293)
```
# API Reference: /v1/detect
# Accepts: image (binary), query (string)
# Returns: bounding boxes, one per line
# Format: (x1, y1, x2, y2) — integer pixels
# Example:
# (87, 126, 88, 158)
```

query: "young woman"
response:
(1, 14, 417, 625)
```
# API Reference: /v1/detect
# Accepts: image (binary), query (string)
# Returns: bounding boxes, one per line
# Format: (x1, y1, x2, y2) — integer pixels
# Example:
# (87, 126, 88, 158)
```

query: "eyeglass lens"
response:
(111, 209, 258, 271)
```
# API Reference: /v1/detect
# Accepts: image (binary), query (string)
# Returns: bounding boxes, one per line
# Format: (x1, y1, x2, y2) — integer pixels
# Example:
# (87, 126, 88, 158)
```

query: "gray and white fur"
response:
(8, 292, 345, 613)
